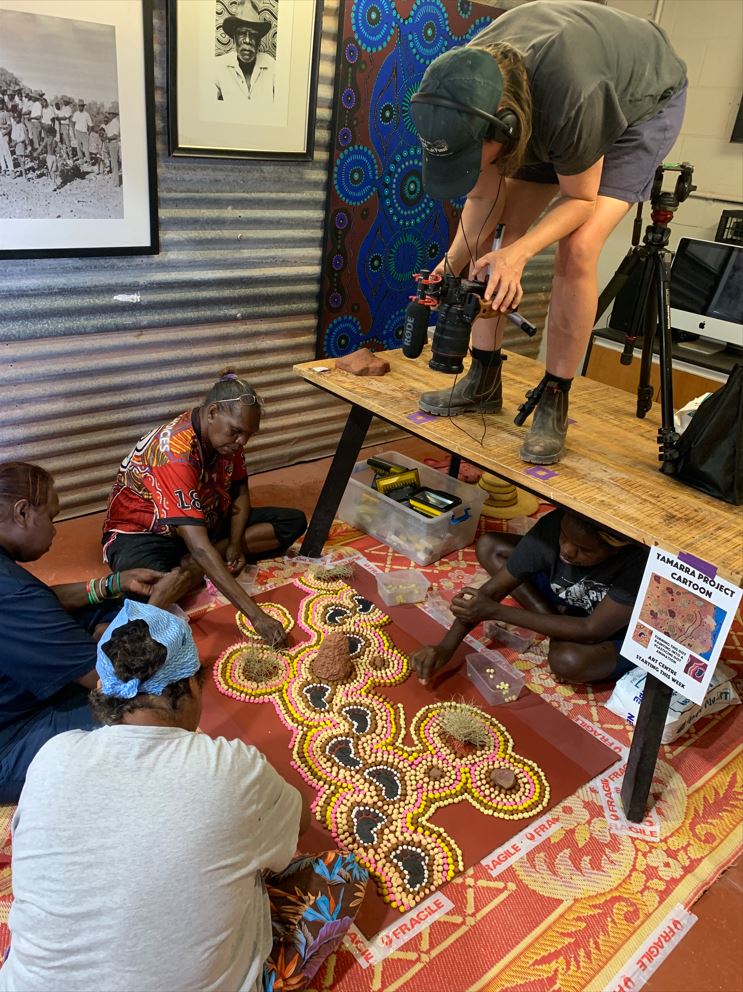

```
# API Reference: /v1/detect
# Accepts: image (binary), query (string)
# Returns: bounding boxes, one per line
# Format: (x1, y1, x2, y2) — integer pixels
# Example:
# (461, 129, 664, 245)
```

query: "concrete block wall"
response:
(596, 0, 743, 310)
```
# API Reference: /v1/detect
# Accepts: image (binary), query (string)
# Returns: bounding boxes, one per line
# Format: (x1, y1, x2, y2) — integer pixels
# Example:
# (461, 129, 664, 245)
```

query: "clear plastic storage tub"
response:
(466, 650, 525, 706)
(337, 450, 487, 566)
(484, 621, 535, 654)
(376, 569, 430, 606)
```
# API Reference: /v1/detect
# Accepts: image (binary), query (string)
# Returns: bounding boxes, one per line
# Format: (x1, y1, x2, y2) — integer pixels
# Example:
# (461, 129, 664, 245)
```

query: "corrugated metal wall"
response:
(0, 0, 553, 520)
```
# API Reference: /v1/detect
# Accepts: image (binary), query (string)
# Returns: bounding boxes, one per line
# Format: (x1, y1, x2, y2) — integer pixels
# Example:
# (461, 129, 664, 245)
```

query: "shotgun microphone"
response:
(402, 300, 430, 359)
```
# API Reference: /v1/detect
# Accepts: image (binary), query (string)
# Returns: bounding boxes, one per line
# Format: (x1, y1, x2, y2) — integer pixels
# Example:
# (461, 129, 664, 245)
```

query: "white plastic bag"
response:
(605, 663, 740, 743)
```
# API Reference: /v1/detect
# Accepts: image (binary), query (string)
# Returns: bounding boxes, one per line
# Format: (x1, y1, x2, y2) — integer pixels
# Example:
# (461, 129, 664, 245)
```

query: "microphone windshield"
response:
(402, 301, 429, 359)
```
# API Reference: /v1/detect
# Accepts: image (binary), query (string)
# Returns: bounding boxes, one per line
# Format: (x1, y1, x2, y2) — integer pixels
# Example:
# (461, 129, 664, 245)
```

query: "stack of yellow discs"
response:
(478, 473, 539, 520)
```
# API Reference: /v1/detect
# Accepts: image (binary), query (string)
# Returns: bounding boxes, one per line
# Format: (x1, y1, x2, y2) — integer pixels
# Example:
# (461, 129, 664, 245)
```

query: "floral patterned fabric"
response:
(262, 851, 368, 991)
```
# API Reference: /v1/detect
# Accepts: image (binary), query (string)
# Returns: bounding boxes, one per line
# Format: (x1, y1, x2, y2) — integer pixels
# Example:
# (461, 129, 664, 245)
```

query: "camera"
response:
(402, 269, 536, 374)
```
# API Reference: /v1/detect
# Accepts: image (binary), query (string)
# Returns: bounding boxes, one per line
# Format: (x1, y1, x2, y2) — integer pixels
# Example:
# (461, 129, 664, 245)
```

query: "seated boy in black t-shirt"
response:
(411, 508, 649, 686)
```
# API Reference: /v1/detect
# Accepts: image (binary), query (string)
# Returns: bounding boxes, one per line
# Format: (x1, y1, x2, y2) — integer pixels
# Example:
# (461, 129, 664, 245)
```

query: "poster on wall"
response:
(0, 0, 158, 258)
(316, 0, 496, 359)
(168, 0, 323, 160)
(620, 546, 742, 705)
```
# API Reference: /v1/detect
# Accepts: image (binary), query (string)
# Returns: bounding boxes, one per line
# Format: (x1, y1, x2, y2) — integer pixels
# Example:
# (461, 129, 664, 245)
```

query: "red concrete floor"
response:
(24, 437, 743, 992)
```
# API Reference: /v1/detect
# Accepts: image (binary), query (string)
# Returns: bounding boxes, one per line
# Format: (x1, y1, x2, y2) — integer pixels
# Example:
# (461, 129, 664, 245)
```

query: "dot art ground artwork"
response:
(200, 565, 620, 937)
(214, 573, 552, 913)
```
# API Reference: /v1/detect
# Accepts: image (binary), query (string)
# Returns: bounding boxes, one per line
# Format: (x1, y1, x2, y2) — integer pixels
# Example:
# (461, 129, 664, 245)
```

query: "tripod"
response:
(588, 163, 696, 475)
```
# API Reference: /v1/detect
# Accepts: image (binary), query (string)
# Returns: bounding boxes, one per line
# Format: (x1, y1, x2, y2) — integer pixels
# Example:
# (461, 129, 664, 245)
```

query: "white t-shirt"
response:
(71, 110, 92, 133)
(0, 725, 301, 992)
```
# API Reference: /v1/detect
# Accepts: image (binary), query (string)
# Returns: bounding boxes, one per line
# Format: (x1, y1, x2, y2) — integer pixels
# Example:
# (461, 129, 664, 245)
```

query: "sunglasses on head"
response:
(215, 390, 264, 408)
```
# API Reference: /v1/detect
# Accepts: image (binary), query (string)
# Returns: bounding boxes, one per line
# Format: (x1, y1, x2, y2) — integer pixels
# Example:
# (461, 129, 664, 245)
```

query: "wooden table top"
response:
(295, 349, 743, 584)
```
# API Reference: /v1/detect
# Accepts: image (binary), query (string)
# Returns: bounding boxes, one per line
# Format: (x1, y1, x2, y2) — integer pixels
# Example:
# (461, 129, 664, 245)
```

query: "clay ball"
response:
(491, 768, 516, 790)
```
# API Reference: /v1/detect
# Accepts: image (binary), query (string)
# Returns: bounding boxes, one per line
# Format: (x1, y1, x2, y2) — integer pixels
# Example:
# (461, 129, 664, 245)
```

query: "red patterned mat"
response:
(0, 514, 740, 992)
(297, 523, 743, 992)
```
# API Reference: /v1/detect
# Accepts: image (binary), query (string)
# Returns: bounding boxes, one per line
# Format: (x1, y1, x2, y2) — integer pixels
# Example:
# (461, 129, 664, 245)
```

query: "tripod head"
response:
(648, 161, 696, 228)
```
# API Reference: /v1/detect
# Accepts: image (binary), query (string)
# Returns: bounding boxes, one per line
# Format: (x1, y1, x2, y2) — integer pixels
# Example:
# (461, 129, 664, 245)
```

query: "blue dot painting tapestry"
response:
(317, 0, 498, 359)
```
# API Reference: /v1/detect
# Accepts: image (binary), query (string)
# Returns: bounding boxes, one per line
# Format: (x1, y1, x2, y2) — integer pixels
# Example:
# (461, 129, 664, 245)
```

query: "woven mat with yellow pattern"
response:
(0, 516, 739, 992)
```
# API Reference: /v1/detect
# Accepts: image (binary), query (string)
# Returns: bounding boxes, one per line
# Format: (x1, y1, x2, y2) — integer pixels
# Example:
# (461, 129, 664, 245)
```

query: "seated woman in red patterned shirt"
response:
(102, 370, 306, 645)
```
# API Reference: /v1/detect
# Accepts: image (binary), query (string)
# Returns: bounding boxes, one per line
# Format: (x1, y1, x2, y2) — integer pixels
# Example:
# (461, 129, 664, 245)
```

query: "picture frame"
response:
(0, 0, 158, 259)
(168, 0, 323, 160)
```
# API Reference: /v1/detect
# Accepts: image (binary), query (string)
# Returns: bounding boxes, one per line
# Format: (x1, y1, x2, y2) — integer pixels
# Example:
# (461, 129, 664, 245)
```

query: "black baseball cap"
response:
(410, 47, 503, 200)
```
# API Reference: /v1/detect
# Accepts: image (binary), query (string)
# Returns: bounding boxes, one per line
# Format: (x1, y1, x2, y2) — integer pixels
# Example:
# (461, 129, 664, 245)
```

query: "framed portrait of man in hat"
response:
(0, 0, 157, 258)
(168, 0, 323, 159)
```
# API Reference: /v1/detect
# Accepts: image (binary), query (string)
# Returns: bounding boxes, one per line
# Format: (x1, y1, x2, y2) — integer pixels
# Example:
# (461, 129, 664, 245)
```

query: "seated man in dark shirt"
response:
(411, 508, 649, 686)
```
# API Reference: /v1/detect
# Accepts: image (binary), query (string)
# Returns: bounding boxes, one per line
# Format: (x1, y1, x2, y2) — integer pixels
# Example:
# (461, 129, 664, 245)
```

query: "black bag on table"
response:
(673, 363, 743, 505)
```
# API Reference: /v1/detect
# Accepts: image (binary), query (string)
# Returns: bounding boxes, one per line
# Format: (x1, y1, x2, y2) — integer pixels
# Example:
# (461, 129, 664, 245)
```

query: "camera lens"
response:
(428, 304, 473, 374)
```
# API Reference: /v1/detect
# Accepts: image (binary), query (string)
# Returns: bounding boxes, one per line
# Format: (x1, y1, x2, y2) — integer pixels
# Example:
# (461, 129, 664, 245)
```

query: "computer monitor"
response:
(670, 238, 743, 348)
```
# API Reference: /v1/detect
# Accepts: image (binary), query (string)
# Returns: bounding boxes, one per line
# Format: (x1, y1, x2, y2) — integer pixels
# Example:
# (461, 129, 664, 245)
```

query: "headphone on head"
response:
(411, 92, 519, 146)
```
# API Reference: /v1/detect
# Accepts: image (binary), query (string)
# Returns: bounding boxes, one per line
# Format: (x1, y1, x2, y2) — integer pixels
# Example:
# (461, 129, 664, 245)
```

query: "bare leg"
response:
(545, 195, 632, 377)
(148, 557, 204, 609)
(548, 640, 620, 684)
(471, 179, 559, 351)
(242, 523, 281, 556)
(475, 532, 556, 615)
(519, 195, 634, 463)
(213, 524, 282, 561)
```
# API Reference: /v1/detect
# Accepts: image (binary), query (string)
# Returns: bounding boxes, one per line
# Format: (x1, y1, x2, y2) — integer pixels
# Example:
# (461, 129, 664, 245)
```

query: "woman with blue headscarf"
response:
(0, 602, 367, 992)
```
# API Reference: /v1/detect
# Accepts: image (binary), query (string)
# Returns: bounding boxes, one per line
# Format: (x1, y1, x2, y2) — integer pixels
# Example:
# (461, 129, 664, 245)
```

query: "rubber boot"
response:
(418, 352, 504, 416)
(519, 378, 571, 464)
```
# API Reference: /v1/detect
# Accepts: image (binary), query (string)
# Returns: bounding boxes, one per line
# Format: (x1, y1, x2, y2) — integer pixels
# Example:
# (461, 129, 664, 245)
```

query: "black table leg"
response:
(300, 404, 374, 558)
(448, 455, 462, 479)
(620, 674, 673, 821)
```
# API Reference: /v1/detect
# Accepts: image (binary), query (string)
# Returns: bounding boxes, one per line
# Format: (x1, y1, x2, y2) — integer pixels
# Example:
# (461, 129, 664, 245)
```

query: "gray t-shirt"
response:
(0, 725, 302, 992)
(471, 0, 686, 174)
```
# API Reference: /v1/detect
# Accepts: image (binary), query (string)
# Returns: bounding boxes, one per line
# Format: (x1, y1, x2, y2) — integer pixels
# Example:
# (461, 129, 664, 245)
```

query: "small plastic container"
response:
(484, 620, 535, 654)
(376, 569, 430, 607)
(466, 650, 525, 706)
(425, 593, 455, 628)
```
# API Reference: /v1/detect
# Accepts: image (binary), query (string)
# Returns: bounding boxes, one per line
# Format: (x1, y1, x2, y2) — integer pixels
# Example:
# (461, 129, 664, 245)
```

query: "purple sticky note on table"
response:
(678, 551, 717, 580)
(567, 418, 577, 425)
(524, 465, 558, 481)
(407, 410, 438, 424)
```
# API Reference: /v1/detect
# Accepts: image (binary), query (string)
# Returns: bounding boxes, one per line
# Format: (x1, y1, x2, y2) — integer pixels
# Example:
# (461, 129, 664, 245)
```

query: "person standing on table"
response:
(411, 508, 649, 686)
(102, 370, 307, 646)
(0, 462, 163, 803)
(0, 602, 367, 992)
(409, 0, 687, 464)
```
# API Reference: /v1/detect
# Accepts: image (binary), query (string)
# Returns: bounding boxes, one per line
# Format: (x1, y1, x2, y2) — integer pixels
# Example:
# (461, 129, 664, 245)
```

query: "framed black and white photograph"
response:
(169, 0, 323, 160)
(0, 0, 157, 258)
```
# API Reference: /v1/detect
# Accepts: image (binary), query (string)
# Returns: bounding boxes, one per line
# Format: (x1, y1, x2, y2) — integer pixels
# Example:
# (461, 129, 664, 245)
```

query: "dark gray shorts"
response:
(514, 81, 688, 204)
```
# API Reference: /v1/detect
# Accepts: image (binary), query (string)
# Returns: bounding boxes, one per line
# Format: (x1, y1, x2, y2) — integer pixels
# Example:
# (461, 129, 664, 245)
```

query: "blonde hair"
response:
(468, 40, 532, 176)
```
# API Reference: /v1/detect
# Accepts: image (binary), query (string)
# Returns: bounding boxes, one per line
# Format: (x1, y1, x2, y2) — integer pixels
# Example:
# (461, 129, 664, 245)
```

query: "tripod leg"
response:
(631, 258, 656, 418)
(585, 251, 645, 377)
(594, 249, 640, 324)
(654, 252, 680, 474)
(637, 280, 657, 420)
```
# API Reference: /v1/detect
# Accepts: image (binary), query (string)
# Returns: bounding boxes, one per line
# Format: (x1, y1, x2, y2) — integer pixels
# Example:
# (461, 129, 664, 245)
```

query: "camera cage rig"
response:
(403, 269, 537, 375)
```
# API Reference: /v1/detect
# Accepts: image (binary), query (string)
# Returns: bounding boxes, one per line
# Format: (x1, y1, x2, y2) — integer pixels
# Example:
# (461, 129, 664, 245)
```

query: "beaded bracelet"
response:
(86, 573, 123, 604)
